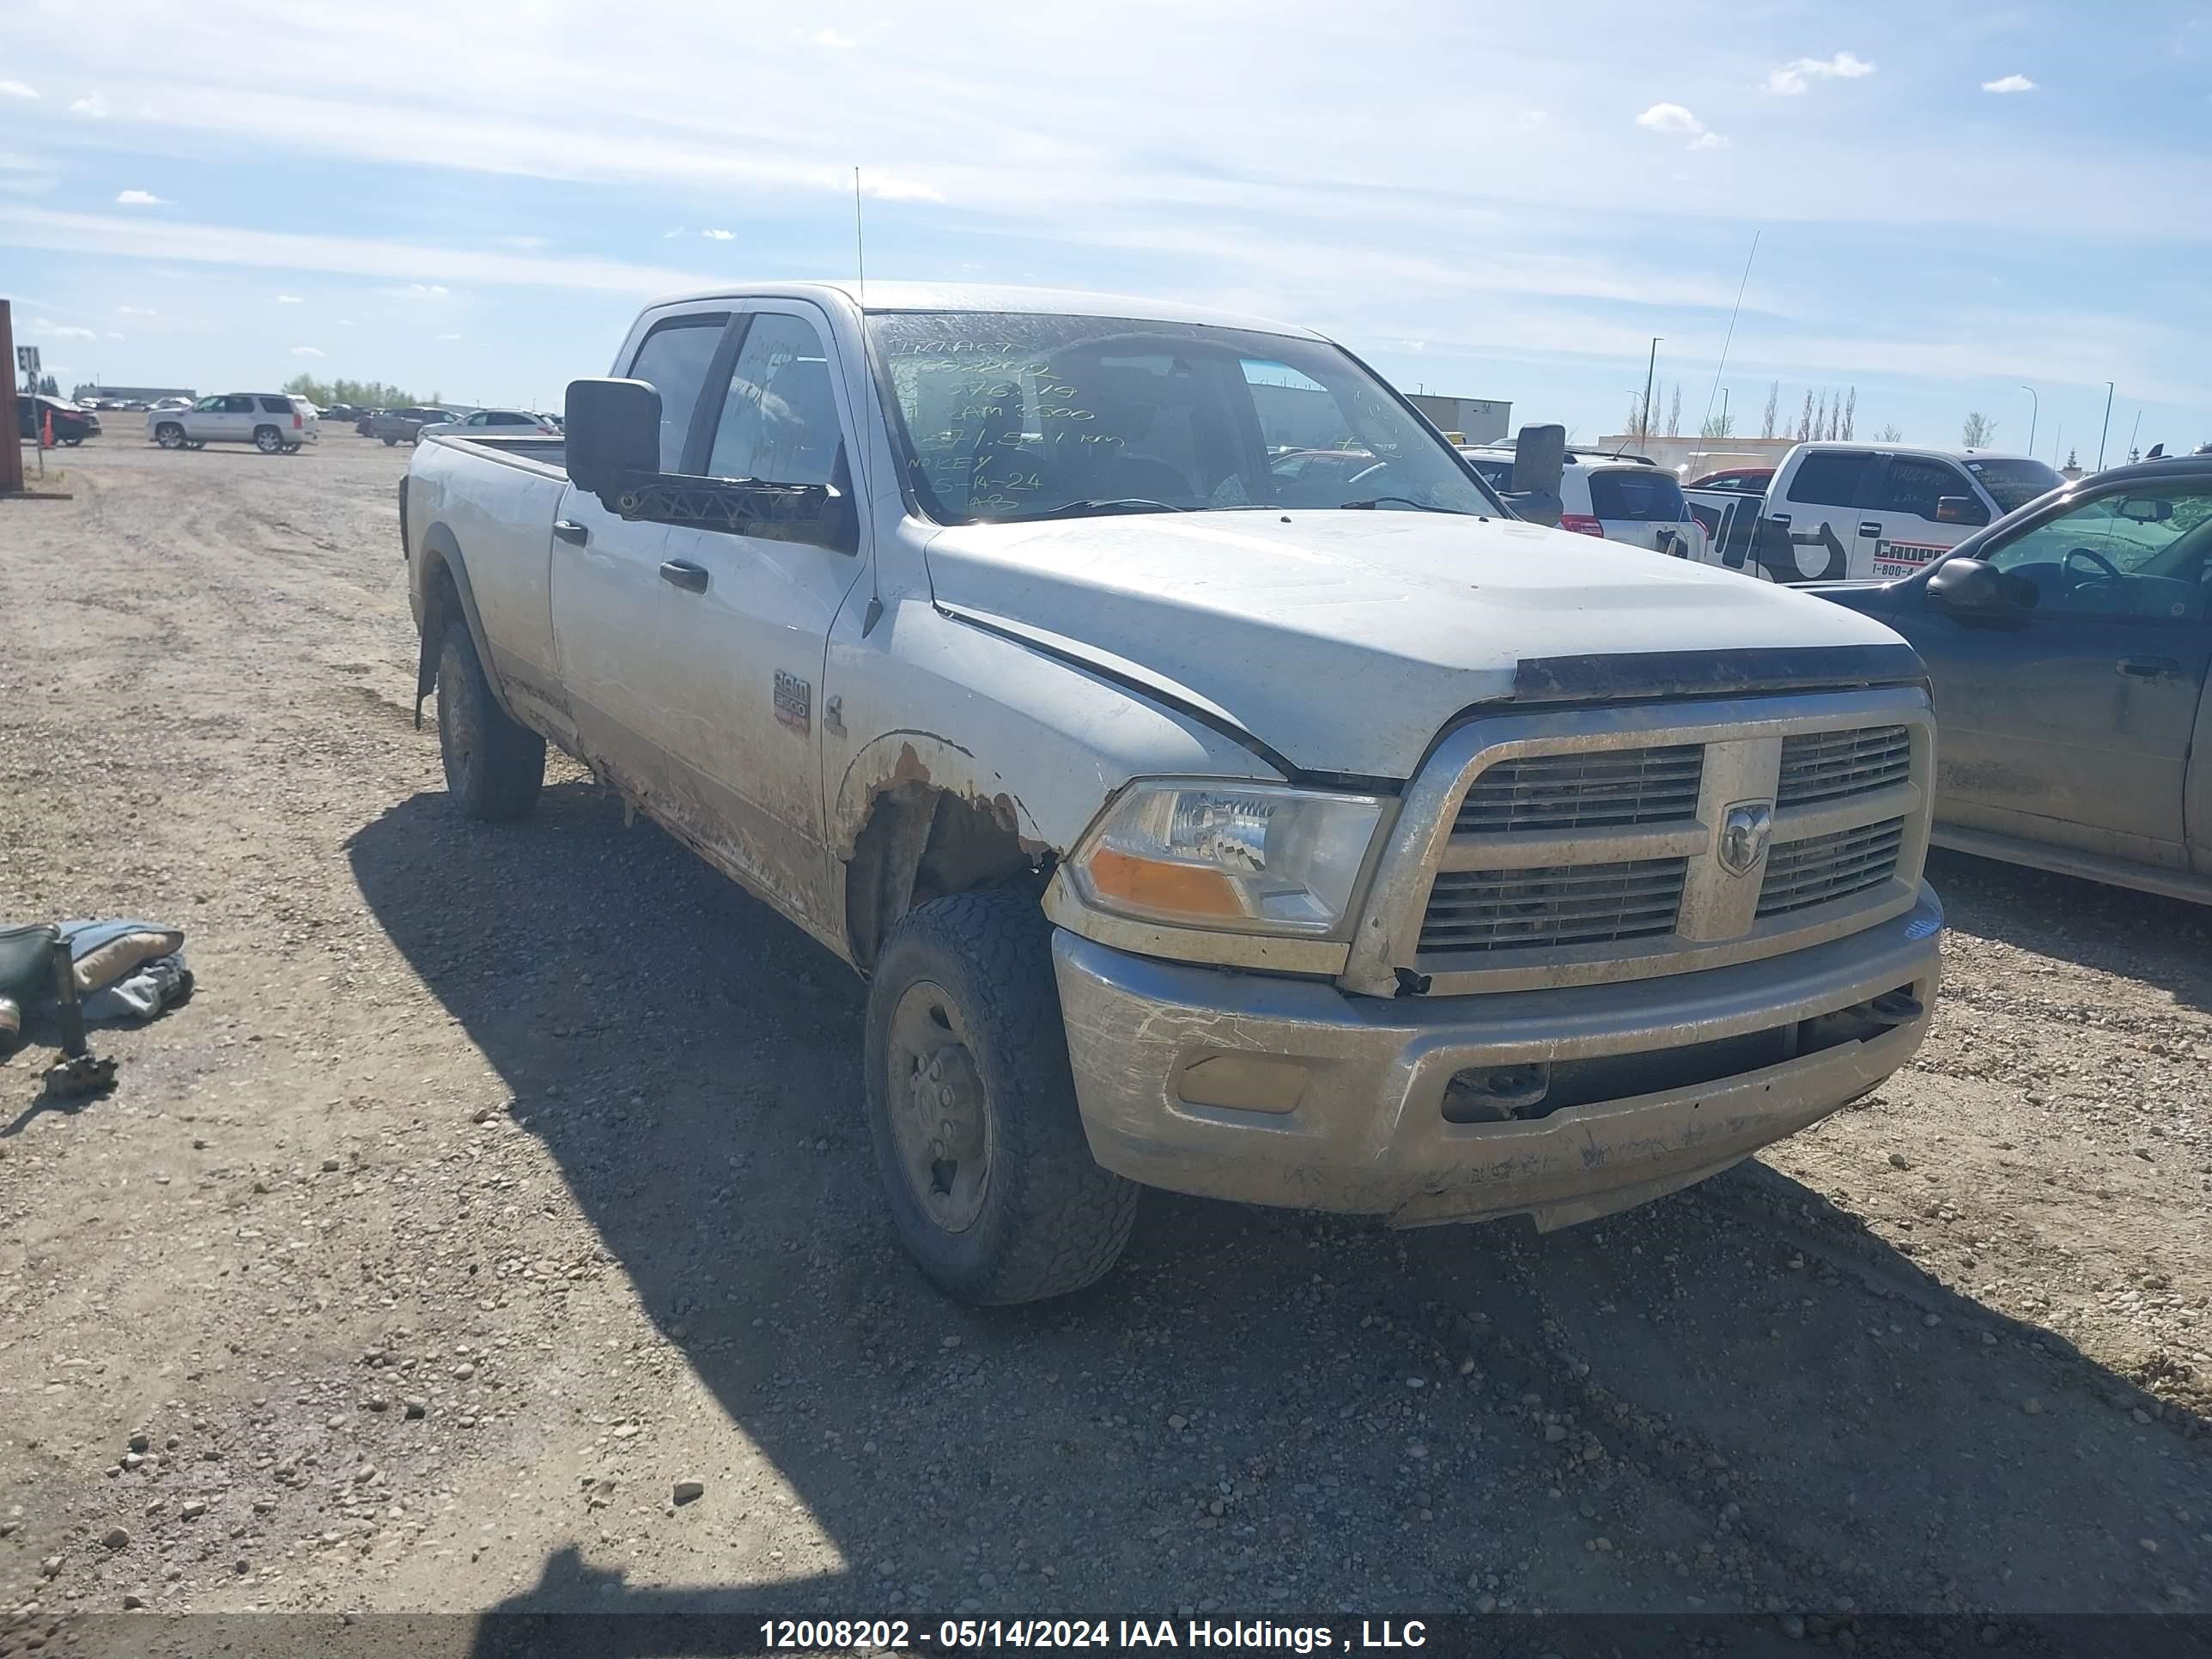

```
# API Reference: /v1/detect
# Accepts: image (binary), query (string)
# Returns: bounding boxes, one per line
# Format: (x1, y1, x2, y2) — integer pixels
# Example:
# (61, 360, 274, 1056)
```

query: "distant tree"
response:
(283, 373, 425, 408)
(2065, 447, 2080, 468)
(1797, 389, 1815, 441)
(1875, 422, 1903, 443)
(1960, 410, 1997, 447)
(1626, 392, 1646, 441)
(1761, 380, 1780, 439)
(1699, 410, 1735, 439)
(1666, 383, 1681, 437)
(1840, 387, 1856, 441)
(37, 374, 58, 396)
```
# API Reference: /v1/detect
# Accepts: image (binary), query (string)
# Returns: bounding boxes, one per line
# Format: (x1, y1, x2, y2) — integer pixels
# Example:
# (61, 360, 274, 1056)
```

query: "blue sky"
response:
(3, 0, 2205, 460)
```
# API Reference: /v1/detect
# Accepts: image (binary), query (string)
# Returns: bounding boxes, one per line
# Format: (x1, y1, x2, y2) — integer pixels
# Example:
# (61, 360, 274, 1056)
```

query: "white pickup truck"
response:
(399, 282, 1944, 1304)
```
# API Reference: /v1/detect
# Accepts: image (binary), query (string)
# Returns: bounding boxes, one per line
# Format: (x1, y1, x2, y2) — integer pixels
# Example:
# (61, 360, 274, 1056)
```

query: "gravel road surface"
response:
(3, 441, 2209, 1647)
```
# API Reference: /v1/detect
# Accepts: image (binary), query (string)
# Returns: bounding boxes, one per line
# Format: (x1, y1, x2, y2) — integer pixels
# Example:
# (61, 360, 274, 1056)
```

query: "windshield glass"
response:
(866, 312, 1498, 524)
(1965, 456, 2064, 514)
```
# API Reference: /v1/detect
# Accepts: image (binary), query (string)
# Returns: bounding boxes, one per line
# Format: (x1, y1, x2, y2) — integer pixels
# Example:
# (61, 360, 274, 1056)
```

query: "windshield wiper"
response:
(1340, 495, 1459, 514)
(1003, 497, 1190, 522)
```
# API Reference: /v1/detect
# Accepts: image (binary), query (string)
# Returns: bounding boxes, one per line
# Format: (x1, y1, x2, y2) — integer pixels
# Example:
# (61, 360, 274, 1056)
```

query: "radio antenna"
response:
(854, 166, 867, 306)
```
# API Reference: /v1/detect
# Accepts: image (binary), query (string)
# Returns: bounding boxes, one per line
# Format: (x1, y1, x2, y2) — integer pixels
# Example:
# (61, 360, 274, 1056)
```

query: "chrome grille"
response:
(1777, 725, 1911, 808)
(1420, 858, 1687, 953)
(1455, 744, 1703, 834)
(1757, 817, 1905, 917)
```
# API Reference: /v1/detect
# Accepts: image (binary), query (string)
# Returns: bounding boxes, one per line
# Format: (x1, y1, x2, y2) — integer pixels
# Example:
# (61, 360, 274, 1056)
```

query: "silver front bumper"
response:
(1054, 887, 1942, 1230)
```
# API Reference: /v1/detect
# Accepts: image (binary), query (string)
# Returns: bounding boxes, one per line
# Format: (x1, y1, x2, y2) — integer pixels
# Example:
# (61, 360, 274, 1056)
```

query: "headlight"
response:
(1068, 782, 1385, 939)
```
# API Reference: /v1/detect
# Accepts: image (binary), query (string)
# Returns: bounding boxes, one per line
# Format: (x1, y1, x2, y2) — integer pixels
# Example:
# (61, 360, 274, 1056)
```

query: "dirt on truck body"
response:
(1, 445, 2209, 1638)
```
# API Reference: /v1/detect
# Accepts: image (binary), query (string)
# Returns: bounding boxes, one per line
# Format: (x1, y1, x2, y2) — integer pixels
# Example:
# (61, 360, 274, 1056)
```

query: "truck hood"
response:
(923, 511, 1915, 778)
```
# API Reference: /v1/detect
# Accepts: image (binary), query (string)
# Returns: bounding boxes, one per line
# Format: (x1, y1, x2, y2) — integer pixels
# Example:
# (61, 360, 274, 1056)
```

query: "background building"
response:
(73, 383, 197, 403)
(1407, 393, 1511, 444)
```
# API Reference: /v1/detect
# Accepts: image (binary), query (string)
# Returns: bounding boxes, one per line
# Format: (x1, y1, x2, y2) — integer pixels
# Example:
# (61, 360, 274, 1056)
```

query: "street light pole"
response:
(2020, 385, 2037, 458)
(2097, 381, 2115, 471)
(1639, 337, 1662, 441)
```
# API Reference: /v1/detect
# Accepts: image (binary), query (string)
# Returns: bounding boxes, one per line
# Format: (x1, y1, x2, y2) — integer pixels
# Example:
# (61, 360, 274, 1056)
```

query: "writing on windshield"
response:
(867, 313, 1495, 525)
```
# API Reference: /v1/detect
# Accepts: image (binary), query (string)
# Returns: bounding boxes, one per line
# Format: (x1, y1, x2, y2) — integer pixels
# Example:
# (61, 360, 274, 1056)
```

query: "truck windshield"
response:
(866, 312, 1498, 524)
(1964, 456, 2064, 514)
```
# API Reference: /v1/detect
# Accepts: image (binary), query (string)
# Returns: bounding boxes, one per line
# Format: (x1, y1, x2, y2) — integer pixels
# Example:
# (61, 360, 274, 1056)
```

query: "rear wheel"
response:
(155, 422, 185, 449)
(281, 442, 301, 454)
(61, 435, 83, 447)
(253, 426, 283, 454)
(863, 889, 1139, 1304)
(184, 440, 206, 450)
(436, 625, 544, 822)
(383, 436, 398, 447)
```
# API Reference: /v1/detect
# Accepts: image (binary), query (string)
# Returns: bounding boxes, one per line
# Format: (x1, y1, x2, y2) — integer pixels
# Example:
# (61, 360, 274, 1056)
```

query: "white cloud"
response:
(859, 173, 945, 204)
(1982, 73, 2037, 94)
(1767, 52, 1875, 94)
(31, 318, 97, 338)
(701, 228, 734, 240)
(106, 331, 124, 340)
(0, 80, 37, 100)
(389, 282, 450, 297)
(276, 293, 303, 302)
(661, 227, 686, 239)
(68, 92, 106, 118)
(115, 188, 167, 205)
(811, 28, 856, 49)
(499, 234, 548, 250)
(116, 305, 155, 315)
(337, 318, 356, 326)
(1635, 104, 1726, 149)
(289, 345, 325, 357)
(435, 331, 462, 341)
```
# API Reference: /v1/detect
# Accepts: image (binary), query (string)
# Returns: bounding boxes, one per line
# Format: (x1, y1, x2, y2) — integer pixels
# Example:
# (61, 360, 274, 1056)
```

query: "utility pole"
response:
(2020, 385, 2037, 458)
(2097, 381, 2115, 471)
(1639, 337, 1662, 441)
(1721, 387, 1730, 428)
(0, 300, 23, 495)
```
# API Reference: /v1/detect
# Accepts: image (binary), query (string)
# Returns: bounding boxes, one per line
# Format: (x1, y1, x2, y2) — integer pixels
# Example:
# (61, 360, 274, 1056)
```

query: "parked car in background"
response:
(1758, 442, 2062, 582)
(1458, 444, 1702, 557)
(17, 395, 101, 446)
(1686, 465, 1773, 495)
(371, 407, 459, 446)
(356, 410, 381, 437)
(322, 402, 368, 424)
(400, 279, 1941, 1304)
(148, 393, 319, 453)
(1811, 455, 2210, 902)
(150, 396, 192, 411)
(416, 408, 560, 441)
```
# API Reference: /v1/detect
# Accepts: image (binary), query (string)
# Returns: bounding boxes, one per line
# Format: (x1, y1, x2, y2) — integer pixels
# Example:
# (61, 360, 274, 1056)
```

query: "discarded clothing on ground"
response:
(83, 950, 192, 1021)
(0, 917, 192, 1041)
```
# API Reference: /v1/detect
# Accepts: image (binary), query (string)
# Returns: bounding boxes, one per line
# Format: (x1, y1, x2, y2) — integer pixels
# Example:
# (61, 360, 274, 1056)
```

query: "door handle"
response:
(659, 559, 709, 593)
(553, 519, 589, 546)
(1858, 521, 1883, 538)
(2118, 657, 2180, 679)
(1768, 513, 1790, 527)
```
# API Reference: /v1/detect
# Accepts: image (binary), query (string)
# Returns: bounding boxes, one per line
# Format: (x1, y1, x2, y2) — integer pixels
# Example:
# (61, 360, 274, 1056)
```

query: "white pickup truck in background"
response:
(1689, 441, 2065, 583)
(399, 282, 1944, 1304)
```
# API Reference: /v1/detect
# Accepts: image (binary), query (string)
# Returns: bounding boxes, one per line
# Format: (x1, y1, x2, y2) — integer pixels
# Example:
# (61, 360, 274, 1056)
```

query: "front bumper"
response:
(1054, 887, 1942, 1231)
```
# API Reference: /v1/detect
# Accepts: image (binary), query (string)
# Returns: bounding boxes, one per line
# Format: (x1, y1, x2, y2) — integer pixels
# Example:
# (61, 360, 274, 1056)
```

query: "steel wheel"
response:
(884, 979, 994, 1234)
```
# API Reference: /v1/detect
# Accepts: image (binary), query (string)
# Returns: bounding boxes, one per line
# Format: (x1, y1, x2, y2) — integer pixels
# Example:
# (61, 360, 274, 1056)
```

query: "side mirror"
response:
(1504, 422, 1565, 527)
(564, 378, 661, 497)
(1926, 556, 2007, 612)
(1935, 495, 1984, 525)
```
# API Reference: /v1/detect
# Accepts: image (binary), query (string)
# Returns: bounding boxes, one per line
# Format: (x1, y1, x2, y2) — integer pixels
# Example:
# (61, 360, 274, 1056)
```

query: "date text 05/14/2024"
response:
(757, 1619, 1432, 1650)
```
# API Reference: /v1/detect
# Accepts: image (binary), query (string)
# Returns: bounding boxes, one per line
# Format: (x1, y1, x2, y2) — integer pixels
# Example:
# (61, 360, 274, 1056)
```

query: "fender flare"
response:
(412, 524, 516, 728)
(830, 730, 1052, 862)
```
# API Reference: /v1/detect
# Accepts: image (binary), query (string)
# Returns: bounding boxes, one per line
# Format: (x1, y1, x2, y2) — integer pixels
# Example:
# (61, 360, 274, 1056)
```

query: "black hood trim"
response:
(1510, 642, 1927, 704)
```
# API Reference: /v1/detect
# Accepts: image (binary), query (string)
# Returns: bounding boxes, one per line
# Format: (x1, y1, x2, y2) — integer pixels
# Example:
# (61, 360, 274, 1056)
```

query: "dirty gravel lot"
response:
(3, 440, 2210, 1645)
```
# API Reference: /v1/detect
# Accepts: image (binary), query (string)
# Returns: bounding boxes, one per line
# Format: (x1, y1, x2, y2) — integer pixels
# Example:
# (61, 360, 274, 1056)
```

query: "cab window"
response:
(625, 313, 731, 472)
(1875, 457, 1984, 524)
(703, 312, 844, 488)
(1784, 451, 1873, 508)
(1984, 484, 2212, 620)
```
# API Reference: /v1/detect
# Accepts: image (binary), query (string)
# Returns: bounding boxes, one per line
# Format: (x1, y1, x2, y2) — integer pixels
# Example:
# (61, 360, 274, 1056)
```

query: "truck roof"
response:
(1784, 440, 2042, 466)
(641, 280, 1320, 339)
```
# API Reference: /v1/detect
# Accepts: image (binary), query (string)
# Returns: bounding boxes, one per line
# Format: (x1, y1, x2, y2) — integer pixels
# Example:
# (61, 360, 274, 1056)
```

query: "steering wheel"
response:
(2063, 545, 2124, 581)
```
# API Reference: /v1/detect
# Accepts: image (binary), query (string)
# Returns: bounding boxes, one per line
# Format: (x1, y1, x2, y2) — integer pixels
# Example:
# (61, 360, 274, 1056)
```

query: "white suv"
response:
(416, 409, 560, 441)
(148, 394, 320, 454)
(1458, 445, 1703, 557)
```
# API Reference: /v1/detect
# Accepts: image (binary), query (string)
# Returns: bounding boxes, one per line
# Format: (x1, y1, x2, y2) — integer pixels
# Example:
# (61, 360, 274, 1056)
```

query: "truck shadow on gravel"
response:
(347, 784, 2211, 1626)
(1926, 848, 2212, 1013)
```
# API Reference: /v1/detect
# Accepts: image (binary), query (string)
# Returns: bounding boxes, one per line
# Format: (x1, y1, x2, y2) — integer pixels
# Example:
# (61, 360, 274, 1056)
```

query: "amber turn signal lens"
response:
(1083, 847, 1246, 919)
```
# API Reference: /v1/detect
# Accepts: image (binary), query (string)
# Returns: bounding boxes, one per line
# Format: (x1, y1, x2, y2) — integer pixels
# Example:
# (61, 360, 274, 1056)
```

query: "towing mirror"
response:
(1500, 422, 1565, 527)
(1926, 556, 2006, 612)
(564, 378, 662, 498)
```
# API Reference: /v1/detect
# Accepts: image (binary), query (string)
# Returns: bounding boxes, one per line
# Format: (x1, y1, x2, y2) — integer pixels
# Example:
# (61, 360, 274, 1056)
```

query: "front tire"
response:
(435, 626, 544, 822)
(155, 422, 185, 449)
(383, 436, 398, 447)
(62, 435, 83, 447)
(254, 426, 283, 453)
(864, 889, 1139, 1305)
